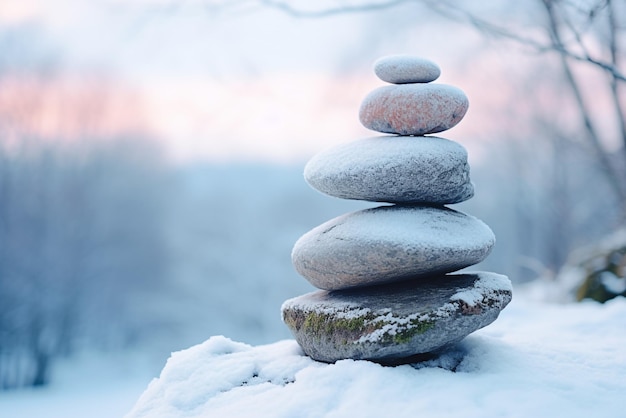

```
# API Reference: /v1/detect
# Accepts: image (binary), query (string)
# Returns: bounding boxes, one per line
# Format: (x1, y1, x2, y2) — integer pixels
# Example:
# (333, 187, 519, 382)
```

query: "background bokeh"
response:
(0, 0, 624, 413)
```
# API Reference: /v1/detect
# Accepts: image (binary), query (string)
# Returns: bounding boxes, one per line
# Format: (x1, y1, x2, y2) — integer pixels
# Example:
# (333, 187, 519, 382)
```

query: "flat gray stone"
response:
(359, 84, 469, 135)
(304, 136, 473, 204)
(374, 55, 441, 84)
(282, 272, 512, 363)
(292, 205, 495, 290)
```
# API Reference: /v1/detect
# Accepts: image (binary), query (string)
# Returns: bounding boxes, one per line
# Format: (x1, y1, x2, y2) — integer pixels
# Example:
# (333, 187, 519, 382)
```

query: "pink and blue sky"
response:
(2, 0, 607, 164)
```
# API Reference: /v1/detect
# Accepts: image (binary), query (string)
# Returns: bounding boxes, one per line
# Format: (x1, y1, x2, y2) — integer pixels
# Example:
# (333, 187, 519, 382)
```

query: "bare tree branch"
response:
(607, 0, 626, 152)
(260, 0, 626, 81)
(259, 0, 414, 17)
(557, 47, 626, 81)
(542, 0, 626, 206)
(429, 1, 626, 81)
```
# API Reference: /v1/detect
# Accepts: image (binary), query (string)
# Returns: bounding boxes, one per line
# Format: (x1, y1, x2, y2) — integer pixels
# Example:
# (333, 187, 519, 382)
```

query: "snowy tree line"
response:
(0, 140, 359, 389)
(0, 26, 175, 389)
(0, 139, 173, 389)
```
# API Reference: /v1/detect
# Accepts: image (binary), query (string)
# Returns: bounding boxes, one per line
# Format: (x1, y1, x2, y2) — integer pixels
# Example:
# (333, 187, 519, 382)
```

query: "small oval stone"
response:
(282, 272, 512, 363)
(292, 205, 495, 291)
(359, 84, 469, 135)
(304, 136, 474, 204)
(374, 55, 441, 84)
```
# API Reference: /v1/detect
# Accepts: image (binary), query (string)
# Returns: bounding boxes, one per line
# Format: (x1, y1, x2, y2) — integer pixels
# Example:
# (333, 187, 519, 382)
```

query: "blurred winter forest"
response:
(0, 0, 625, 390)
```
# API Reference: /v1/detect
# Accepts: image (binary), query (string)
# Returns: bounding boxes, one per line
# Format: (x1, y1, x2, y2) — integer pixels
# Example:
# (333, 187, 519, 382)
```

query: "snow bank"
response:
(127, 297, 626, 418)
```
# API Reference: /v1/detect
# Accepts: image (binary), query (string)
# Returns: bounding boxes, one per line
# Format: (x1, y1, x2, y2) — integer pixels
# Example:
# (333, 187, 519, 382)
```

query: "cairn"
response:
(282, 55, 512, 364)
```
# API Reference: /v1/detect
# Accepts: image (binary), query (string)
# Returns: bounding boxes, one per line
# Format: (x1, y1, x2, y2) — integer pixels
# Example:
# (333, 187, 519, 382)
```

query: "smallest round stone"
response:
(374, 55, 441, 84)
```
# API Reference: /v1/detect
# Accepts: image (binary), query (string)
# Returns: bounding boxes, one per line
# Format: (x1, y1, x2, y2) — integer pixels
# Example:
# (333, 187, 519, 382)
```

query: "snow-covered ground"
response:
(0, 350, 158, 418)
(2, 292, 624, 418)
(126, 293, 626, 418)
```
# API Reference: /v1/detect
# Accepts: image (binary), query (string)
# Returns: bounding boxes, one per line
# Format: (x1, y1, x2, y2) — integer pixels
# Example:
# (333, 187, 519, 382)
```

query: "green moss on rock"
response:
(298, 310, 381, 342)
(284, 307, 435, 346)
(575, 246, 626, 303)
(391, 319, 435, 344)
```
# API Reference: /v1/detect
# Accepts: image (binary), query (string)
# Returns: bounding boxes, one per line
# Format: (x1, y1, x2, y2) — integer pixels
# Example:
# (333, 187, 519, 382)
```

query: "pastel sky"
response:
(0, 0, 550, 164)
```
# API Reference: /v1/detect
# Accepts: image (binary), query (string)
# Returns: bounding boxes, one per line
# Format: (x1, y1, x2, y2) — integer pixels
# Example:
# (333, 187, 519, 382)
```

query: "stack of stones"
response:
(282, 55, 512, 364)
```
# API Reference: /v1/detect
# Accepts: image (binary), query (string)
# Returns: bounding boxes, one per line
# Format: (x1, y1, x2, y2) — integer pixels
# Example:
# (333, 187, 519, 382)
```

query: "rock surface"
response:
(304, 136, 473, 204)
(292, 205, 495, 290)
(282, 272, 512, 363)
(373, 55, 441, 84)
(359, 84, 469, 135)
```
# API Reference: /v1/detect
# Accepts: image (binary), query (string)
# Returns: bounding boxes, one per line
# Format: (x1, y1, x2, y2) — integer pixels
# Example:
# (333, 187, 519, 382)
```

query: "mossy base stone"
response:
(282, 272, 512, 363)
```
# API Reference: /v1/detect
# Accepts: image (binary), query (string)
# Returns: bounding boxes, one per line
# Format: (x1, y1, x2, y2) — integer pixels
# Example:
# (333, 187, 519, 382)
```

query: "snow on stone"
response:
(296, 205, 493, 254)
(450, 272, 512, 307)
(303, 135, 473, 204)
(600, 271, 626, 294)
(281, 295, 441, 345)
(291, 205, 495, 290)
(280, 296, 363, 317)
(304, 135, 468, 175)
(545, 227, 626, 302)
(354, 310, 443, 344)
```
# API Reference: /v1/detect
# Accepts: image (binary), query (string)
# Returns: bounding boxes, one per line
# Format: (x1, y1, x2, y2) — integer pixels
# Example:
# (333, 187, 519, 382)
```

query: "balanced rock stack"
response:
(282, 55, 512, 364)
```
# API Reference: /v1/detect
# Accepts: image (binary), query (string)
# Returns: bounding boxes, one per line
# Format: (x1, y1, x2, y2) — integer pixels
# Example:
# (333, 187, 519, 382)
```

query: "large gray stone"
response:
(359, 83, 469, 135)
(282, 272, 512, 363)
(304, 136, 473, 204)
(292, 205, 495, 290)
